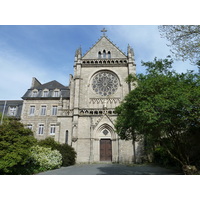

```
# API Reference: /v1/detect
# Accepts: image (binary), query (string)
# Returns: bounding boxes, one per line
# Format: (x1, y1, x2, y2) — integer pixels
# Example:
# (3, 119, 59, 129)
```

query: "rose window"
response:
(92, 71, 119, 96)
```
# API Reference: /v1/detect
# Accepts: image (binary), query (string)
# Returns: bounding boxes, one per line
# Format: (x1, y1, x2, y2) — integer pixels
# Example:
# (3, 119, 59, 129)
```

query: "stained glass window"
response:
(92, 71, 119, 96)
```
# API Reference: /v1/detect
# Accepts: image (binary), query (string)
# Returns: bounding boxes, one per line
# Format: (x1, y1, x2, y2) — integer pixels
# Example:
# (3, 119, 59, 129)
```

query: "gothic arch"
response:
(103, 50, 106, 58)
(93, 122, 119, 162)
(98, 51, 101, 59)
(107, 51, 111, 58)
(95, 123, 116, 140)
(88, 69, 122, 87)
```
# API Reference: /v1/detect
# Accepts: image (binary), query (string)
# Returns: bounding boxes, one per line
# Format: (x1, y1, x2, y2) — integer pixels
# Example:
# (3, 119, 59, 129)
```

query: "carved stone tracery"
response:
(82, 59, 127, 64)
(89, 98, 121, 104)
(92, 71, 119, 96)
(79, 109, 116, 116)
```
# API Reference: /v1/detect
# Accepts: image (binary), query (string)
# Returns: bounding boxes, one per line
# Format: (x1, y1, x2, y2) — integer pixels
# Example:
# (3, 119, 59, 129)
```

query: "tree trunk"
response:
(182, 165, 198, 175)
(132, 139, 136, 163)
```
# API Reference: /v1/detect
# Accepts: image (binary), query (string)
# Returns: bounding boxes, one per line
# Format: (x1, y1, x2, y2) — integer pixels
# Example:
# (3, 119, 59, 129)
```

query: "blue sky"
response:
(0, 25, 197, 100)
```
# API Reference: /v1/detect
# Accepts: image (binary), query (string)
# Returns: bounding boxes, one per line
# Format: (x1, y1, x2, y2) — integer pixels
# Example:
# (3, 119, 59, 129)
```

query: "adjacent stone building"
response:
(0, 100, 23, 120)
(1, 31, 142, 163)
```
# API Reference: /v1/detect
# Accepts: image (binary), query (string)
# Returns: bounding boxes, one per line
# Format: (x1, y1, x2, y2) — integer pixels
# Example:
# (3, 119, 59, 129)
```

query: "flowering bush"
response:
(30, 145, 62, 171)
(38, 137, 77, 166)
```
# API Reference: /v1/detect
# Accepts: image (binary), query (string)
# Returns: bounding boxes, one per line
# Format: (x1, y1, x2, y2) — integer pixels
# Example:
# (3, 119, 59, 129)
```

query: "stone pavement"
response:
(37, 163, 182, 175)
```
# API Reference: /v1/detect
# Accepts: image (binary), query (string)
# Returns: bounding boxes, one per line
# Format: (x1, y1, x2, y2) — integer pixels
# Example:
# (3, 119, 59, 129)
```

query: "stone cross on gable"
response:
(101, 28, 107, 36)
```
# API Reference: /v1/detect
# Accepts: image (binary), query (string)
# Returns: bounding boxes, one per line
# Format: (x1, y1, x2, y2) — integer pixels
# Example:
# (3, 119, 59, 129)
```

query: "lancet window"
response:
(97, 50, 111, 59)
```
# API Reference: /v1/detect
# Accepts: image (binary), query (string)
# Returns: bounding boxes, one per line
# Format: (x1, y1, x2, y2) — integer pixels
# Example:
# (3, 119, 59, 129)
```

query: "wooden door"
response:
(100, 139, 112, 161)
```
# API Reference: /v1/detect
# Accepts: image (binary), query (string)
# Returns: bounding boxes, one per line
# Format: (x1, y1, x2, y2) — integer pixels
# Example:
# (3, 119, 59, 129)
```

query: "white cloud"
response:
(0, 47, 70, 100)
(108, 25, 197, 74)
(110, 25, 171, 57)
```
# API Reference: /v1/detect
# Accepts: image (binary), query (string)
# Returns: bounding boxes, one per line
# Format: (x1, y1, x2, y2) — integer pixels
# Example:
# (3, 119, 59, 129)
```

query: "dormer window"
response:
(53, 90, 60, 97)
(43, 90, 49, 97)
(32, 90, 38, 97)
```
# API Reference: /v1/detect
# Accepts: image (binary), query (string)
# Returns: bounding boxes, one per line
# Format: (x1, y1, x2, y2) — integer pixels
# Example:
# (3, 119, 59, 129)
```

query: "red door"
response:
(100, 139, 112, 161)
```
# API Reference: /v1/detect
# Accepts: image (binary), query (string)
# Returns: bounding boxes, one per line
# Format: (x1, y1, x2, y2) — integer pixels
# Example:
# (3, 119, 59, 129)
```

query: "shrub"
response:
(37, 137, 60, 150)
(37, 137, 76, 166)
(57, 144, 76, 166)
(153, 146, 181, 169)
(30, 145, 62, 171)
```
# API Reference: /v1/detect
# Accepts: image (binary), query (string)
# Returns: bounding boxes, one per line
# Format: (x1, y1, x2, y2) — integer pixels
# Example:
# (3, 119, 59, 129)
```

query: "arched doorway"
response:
(100, 138, 112, 161)
(93, 120, 119, 163)
(95, 124, 116, 162)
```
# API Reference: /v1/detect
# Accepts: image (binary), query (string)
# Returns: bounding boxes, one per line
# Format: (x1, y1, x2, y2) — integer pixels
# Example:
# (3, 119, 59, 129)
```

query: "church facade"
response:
(1, 31, 142, 163)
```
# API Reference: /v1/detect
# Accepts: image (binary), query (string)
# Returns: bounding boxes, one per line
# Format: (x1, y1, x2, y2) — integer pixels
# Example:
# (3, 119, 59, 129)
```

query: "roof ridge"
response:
(42, 80, 64, 86)
(32, 80, 68, 90)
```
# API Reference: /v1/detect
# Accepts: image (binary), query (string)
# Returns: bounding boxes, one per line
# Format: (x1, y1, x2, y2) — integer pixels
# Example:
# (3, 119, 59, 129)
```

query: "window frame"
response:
(40, 105, 47, 116)
(52, 105, 58, 116)
(107, 51, 111, 59)
(8, 106, 17, 116)
(27, 124, 33, 130)
(32, 90, 38, 97)
(29, 105, 35, 116)
(50, 124, 56, 135)
(38, 124, 44, 135)
(103, 50, 106, 58)
(53, 90, 60, 97)
(43, 90, 49, 97)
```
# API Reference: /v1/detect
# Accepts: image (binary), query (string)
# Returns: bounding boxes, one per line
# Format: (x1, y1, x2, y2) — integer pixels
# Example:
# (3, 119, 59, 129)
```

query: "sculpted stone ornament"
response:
(101, 28, 107, 36)
(92, 71, 119, 96)
(103, 129, 109, 135)
(72, 137, 78, 142)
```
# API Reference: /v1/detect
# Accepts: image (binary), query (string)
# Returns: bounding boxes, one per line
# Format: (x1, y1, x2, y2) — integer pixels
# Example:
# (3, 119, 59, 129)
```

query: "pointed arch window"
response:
(103, 50, 106, 58)
(98, 51, 101, 59)
(65, 130, 69, 144)
(107, 51, 111, 59)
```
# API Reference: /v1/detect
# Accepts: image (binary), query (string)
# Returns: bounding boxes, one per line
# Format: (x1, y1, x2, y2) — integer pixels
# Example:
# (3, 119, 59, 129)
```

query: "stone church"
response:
(1, 30, 142, 163)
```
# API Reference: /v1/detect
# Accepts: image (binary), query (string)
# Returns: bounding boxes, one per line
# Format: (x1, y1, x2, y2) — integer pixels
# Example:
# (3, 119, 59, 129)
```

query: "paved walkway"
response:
(37, 163, 182, 175)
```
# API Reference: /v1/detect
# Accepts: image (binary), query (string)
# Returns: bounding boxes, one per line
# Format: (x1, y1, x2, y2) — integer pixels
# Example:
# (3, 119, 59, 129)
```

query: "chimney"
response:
(31, 77, 41, 88)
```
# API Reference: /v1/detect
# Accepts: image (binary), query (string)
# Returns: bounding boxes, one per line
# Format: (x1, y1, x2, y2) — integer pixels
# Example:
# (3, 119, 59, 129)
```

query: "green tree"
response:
(159, 25, 200, 65)
(0, 113, 10, 125)
(0, 119, 37, 174)
(115, 57, 200, 173)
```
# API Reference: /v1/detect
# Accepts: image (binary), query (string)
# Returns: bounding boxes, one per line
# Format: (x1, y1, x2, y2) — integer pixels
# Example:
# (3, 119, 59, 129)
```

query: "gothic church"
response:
(1, 30, 141, 163)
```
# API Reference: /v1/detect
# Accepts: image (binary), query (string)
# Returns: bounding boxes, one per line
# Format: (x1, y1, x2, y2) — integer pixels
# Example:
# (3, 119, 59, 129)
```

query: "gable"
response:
(94, 114, 114, 129)
(82, 36, 127, 59)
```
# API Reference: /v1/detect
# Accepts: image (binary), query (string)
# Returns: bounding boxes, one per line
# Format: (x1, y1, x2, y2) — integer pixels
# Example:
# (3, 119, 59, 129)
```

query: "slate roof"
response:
(32, 80, 67, 90)
(22, 80, 70, 100)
